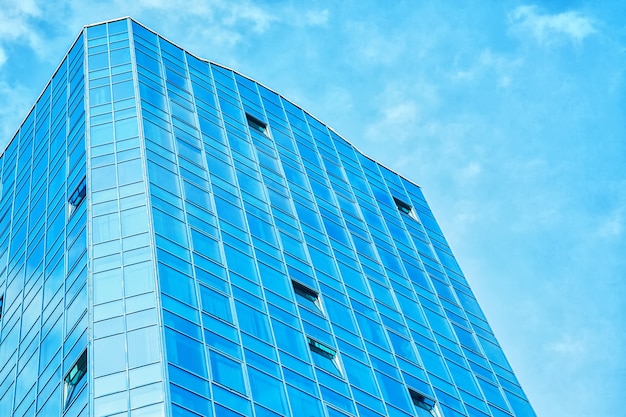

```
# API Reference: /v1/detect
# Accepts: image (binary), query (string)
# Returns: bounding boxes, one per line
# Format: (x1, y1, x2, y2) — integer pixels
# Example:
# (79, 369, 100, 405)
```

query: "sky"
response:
(0, 1, 624, 416)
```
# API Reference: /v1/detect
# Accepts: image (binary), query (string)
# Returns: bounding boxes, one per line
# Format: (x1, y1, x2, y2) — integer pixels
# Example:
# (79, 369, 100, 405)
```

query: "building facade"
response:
(0, 18, 535, 417)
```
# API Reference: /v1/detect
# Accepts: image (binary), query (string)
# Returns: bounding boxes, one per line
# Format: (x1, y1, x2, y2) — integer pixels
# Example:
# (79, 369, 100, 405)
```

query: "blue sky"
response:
(1, 1, 624, 416)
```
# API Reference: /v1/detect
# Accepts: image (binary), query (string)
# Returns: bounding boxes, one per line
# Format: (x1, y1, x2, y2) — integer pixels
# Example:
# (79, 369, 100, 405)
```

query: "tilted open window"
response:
(308, 337, 341, 376)
(245, 112, 269, 137)
(409, 388, 439, 417)
(292, 280, 323, 313)
(64, 349, 87, 409)
(393, 196, 417, 220)
(68, 177, 87, 218)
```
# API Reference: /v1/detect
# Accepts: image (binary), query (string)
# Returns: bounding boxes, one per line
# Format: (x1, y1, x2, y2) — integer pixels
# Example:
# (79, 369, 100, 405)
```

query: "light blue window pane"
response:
(199, 285, 232, 322)
(87, 24, 107, 39)
(128, 326, 160, 368)
(115, 117, 138, 140)
(120, 206, 148, 237)
(92, 164, 117, 191)
(190, 229, 221, 263)
(92, 212, 120, 243)
(90, 86, 112, 106)
(212, 385, 252, 416)
(342, 355, 378, 393)
(375, 371, 413, 413)
(286, 385, 324, 416)
(93, 269, 123, 304)
(94, 372, 126, 398)
(117, 158, 143, 186)
(89, 52, 109, 70)
(248, 367, 288, 415)
(94, 334, 126, 377)
(235, 301, 271, 343)
(159, 263, 196, 306)
(416, 346, 450, 382)
(224, 246, 258, 281)
(165, 328, 207, 378)
(170, 383, 211, 416)
(169, 364, 210, 398)
(209, 351, 246, 394)
(110, 48, 131, 67)
(153, 209, 188, 246)
(271, 319, 308, 358)
(93, 391, 128, 416)
(355, 313, 388, 347)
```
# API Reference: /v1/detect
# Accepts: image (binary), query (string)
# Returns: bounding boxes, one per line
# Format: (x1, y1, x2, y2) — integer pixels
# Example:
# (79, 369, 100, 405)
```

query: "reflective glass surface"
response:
(0, 17, 535, 417)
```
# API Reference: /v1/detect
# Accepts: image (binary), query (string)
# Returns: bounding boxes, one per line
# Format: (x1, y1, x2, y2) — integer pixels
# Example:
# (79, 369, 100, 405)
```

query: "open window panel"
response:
(409, 388, 440, 417)
(67, 177, 87, 218)
(393, 196, 418, 221)
(308, 337, 341, 377)
(292, 280, 323, 314)
(245, 112, 270, 137)
(0, 294, 4, 321)
(64, 349, 87, 409)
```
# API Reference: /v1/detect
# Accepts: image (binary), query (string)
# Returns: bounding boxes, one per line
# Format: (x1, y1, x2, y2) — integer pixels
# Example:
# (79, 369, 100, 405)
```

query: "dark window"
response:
(64, 350, 87, 408)
(409, 389, 438, 416)
(308, 337, 341, 376)
(393, 196, 417, 220)
(68, 177, 87, 217)
(292, 280, 322, 313)
(245, 113, 269, 137)
(0, 295, 3, 321)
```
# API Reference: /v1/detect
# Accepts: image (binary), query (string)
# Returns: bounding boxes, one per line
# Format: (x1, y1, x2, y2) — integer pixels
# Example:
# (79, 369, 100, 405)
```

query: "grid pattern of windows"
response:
(128, 18, 535, 417)
(85, 19, 166, 417)
(0, 17, 536, 417)
(0, 26, 88, 417)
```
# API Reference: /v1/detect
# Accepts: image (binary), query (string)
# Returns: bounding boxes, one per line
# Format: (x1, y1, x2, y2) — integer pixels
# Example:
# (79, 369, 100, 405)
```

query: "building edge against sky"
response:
(0, 17, 536, 417)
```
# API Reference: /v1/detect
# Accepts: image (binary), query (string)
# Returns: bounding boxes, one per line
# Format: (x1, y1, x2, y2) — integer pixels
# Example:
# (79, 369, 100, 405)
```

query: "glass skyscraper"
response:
(0, 17, 535, 417)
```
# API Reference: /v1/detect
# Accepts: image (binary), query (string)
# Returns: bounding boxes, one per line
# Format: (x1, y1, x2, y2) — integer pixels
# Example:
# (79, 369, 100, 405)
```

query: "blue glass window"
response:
(68, 177, 87, 217)
(292, 280, 322, 313)
(246, 112, 269, 137)
(63, 349, 87, 408)
(210, 351, 246, 394)
(308, 337, 341, 376)
(409, 389, 438, 417)
(248, 367, 288, 415)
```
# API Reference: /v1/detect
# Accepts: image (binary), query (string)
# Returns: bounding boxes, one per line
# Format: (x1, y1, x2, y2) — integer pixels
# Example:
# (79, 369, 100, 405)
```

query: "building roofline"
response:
(2, 16, 421, 189)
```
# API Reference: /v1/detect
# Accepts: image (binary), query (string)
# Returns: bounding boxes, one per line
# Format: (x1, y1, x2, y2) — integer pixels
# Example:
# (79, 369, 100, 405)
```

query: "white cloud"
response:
(0, 82, 35, 151)
(508, 5, 596, 45)
(547, 333, 587, 355)
(0, 0, 45, 58)
(450, 49, 522, 88)
(460, 161, 482, 179)
(365, 99, 420, 143)
(595, 209, 623, 238)
(347, 22, 407, 66)
(301, 9, 329, 26)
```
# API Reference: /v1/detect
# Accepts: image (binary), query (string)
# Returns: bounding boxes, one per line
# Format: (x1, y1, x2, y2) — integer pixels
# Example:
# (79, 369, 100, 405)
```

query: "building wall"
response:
(85, 19, 166, 416)
(0, 31, 88, 416)
(126, 18, 535, 417)
(0, 17, 535, 417)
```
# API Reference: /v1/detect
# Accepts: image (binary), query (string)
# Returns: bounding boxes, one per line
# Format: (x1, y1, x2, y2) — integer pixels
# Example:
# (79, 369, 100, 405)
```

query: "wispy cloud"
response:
(0, 0, 45, 66)
(0, 82, 35, 150)
(365, 99, 420, 143)
(595, 208, 623, 239)
(547, 332, 587, 356)
(451, 49, 522, 88)
(508, 5, 596, 45)
(345, 21, 408, 66)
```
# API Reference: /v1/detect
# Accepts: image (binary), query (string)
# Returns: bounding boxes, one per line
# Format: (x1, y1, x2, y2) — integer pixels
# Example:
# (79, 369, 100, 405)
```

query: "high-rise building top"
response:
(0, 17, 535, 417)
